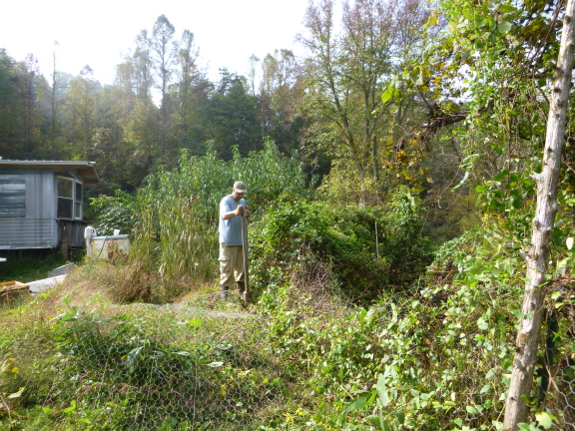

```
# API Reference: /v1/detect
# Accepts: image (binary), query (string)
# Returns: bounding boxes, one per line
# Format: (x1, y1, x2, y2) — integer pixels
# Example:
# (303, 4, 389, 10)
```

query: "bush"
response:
(250, 187, 434, 304)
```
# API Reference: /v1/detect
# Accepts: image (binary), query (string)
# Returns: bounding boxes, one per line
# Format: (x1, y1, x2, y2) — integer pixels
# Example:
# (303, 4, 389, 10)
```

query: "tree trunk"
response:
(503, 1, 575, 429)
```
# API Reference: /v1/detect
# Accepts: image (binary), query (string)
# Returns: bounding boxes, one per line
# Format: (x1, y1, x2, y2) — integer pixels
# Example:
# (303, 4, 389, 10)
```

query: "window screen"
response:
(75, 182, 83, 219)
(0, 177, 25, 217)
(57, 177, 74, 219)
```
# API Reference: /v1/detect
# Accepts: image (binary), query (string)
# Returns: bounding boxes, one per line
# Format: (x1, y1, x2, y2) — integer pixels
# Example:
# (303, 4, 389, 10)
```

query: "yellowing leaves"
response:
(424, 13, 440, 29)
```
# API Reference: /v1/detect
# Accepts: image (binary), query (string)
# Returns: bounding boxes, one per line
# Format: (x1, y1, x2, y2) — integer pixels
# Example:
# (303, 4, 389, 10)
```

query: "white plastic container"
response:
(90, 235, 130, 261)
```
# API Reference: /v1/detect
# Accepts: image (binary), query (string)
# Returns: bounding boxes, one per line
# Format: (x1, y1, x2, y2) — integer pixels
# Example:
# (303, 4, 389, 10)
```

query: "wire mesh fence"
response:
(539, 296, 575, 430)
(1, 294, 291, 430)
(1, 288, 574, 430)
(550, 358, 575, 429)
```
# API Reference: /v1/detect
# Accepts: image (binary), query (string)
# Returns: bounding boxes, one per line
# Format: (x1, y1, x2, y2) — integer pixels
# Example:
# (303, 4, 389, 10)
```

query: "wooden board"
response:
(0, 280, 29, 292)
(0, 281, 29, 304)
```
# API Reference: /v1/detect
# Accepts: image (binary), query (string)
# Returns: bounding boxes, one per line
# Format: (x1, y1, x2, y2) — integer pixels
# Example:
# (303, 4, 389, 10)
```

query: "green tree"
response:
(63, 65, 101, 159)
(257, 49, 305, 155)
(151, 14, 178, 155)
(113, 28, 161, 172)
(16, 54, 43, 145)
(0, 49, 21, 154)
(200, 71, 261, 159)
(299, 0, 432, 205)
(171, 29, 211, 154)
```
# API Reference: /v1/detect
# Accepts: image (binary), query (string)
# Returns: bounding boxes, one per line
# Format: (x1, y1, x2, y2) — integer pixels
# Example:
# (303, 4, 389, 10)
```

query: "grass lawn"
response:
(0, 249, 77, 283)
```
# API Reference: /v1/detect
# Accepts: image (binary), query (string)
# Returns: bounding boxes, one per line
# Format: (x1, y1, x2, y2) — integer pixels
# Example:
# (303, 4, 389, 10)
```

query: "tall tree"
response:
(0, 49, 20, 153)
(151, 14, 178, 155)
(172, 28, 211, 152)
(299, 0, 431, 204)
(131, 30, 155, 101)
(64, 65, 101, 159)
(201, 71, 261, 158)
(114, 29, 161, 168)
(503, 0, 575, 428)
(16, 54, 41, 143)
(258, 49, 305, 155)
(49, 41, 64, 158)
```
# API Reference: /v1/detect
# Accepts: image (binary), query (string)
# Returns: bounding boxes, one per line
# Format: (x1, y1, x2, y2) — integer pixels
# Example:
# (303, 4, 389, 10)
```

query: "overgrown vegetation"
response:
(2, 143, 574, 430)
(90, 141, 313, 303)
(3, 0, 575, 429)
(0, 250, 73, 283)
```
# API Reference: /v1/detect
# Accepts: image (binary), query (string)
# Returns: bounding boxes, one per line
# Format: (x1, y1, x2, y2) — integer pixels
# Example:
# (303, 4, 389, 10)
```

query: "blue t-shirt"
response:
(219, 195, 248, 245)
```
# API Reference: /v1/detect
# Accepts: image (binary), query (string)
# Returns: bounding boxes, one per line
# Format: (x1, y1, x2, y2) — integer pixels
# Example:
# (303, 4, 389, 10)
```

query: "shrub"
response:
(250, 187, 434, 304)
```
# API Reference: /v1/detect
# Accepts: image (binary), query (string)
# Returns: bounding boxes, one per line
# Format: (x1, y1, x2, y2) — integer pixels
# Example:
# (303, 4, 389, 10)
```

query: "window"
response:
(57, 177, 83, 220)
(57, 177, 73, 219)
(75, 181, 83, 219)
(0, 176, 25, 217)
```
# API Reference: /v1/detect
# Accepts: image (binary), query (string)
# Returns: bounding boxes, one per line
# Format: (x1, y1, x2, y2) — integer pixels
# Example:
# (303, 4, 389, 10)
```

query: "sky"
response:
(1, 0, 312, 85)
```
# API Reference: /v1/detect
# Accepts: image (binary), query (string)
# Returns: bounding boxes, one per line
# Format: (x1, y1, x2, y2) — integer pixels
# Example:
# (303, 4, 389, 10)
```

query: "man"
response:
(218, 181, 250, 299)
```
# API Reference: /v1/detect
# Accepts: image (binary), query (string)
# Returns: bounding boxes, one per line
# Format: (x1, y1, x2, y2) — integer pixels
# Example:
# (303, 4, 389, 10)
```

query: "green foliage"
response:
(90, 141, 313, 302)
(2, 218, 575, 430)
(90, 191, 140, 237)
(251, 219, 575, 430)
(0, 249, 73, 283)
(0, 296, 292, 431)
(251, 186, 434, 302)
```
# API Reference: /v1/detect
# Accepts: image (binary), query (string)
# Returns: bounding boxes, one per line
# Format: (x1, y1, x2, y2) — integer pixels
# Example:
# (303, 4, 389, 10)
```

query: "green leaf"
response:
(498, 21, 512, 34)
(127, 346, 144, 372)
(59, 310, 78, 323)
(425, 14, 439, 27)
(343, 395, 368, 414)
(187, 317, 202, 328)
(493, 169, 509, 181)
(392, 411, 405, 424)
(43, 407, 53, 415)
(466, 405, 478, 414)
(376, 374, 389, 407)
(535, 412, 554, 429)
(381, 84, 401, 104)
(499, 4, 517, 14)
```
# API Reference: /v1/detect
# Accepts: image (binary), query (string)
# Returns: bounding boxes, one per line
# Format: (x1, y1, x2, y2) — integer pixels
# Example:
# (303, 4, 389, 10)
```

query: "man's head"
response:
(231, 181, 247, 201)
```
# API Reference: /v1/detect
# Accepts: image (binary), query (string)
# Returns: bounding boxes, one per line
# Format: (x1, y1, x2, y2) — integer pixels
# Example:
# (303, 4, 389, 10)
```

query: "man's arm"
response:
(222, 205, 245, 220)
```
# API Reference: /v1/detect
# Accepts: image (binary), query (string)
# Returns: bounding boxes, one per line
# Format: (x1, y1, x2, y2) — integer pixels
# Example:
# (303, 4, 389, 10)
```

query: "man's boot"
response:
(221, 286, 229, 301)
(236, 281, 245, 296)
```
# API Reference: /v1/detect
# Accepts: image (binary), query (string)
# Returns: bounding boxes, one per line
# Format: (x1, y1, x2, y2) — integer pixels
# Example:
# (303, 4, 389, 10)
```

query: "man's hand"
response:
(235, 205, 245, 216)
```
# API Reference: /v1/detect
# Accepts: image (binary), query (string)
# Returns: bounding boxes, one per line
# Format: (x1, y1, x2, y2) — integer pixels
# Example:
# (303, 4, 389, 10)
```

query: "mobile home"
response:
(0, 160, 99, 250)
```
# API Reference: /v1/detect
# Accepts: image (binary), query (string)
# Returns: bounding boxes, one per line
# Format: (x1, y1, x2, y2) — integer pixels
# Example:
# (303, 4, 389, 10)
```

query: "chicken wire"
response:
(1, 291, 575, 430)
(549, 357, 575, 430)
(8, 295, 288, 431)
(538, 300, 575, 430)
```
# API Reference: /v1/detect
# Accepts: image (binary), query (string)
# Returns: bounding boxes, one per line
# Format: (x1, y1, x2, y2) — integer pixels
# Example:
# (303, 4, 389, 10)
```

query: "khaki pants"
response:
(219, 243, 244, 287)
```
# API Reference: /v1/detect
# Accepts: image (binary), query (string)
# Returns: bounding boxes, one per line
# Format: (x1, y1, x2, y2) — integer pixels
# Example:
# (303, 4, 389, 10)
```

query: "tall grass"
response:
(92, 140, 314, 302)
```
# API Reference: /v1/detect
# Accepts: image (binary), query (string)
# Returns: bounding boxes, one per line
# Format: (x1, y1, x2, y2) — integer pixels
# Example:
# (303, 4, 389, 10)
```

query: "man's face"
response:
(231, 189, 245, 201)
